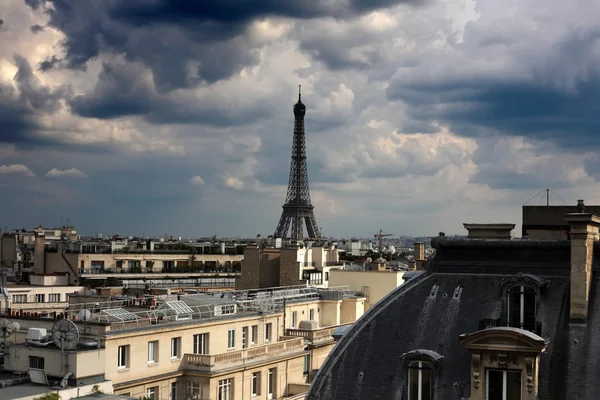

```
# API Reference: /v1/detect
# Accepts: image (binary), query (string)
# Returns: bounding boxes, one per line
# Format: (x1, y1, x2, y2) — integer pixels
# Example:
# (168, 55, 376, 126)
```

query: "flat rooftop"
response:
(4, 285, 363, 332)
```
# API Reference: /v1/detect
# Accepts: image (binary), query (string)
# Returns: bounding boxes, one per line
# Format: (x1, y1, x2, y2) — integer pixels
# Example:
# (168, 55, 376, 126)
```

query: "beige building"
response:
(4, 273, 87, 315)
(28, 235, 243, 285)
(2, 285, 364, 400)
(239, 244, 342, 290)
(328, 268, 406, 311)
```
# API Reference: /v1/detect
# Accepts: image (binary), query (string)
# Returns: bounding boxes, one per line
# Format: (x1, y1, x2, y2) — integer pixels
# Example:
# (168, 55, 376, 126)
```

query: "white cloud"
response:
(189, 175, 205, 185)
(46, 168, 88, 178)
(224, 176, 245, 190)
(0, 164, 35, 176)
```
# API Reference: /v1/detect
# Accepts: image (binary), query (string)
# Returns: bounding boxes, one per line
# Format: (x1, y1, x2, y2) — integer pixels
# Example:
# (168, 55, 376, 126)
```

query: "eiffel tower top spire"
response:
(298, 85, 301, 102)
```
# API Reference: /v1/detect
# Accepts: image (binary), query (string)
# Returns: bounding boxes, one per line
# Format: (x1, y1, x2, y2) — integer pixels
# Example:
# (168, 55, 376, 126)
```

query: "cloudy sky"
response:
(0, 0, 599, 238)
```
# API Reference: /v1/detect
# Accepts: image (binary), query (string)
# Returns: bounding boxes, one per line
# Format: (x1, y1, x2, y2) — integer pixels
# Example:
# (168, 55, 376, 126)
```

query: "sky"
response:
(0, 0, 600, 238)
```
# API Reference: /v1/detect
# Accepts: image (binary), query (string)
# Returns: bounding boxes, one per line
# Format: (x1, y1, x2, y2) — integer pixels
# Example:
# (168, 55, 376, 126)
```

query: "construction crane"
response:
(374, 229, 393, 254)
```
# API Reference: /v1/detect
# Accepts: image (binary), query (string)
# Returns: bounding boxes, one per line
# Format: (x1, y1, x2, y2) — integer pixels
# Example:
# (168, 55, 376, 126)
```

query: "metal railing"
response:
(182, 337, 305, 373)
(478, 318, 542, 336)
(285, 322, 353, 345)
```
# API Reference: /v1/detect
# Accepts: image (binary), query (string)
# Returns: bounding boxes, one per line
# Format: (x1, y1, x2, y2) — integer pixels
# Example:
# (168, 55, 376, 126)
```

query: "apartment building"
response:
(21, 234, 243, 286)
(239, 244, 342, 290)
(0, 272, 87, 316)
(1, 285, 364, 400)
(307, 205, 600, 400)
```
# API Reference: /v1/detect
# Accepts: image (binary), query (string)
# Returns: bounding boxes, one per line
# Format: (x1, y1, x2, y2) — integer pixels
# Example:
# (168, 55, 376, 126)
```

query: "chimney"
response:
(565, 208, 600, 322)
(414, 242, 425, 261)
(463, 223, 515, 240)
(34, 233, 45, 275)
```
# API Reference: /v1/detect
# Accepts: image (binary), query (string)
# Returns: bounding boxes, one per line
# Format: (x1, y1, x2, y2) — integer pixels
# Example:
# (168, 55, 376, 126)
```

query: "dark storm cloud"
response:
(387, 26, 600, 150)
(38, 55, 62, 72)
(0, 54, 70, 146)
(30, 24, 44, 33)
(109, 0, 424, 25)
(69, 60, 272, 126)
(0, 19, 4, 27)
(26, 0, 423, 91)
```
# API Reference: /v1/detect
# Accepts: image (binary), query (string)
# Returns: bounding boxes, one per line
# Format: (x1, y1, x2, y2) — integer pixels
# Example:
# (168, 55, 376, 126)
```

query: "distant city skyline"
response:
(1, 1, 599, 238)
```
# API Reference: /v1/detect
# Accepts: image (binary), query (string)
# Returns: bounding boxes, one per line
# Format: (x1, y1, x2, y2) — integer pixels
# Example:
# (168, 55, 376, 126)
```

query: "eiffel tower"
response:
(274, 86, 321, 241)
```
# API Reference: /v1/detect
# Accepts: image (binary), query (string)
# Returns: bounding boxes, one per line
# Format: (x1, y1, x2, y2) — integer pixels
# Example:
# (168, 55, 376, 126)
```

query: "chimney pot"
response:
(577, 199, 585, 213)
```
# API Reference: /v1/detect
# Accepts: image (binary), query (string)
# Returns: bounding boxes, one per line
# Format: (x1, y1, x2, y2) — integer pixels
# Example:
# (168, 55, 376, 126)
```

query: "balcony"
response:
(479, 318, 542, 336)
(285, 323, 353, 346)
(181, 337, 305, 373)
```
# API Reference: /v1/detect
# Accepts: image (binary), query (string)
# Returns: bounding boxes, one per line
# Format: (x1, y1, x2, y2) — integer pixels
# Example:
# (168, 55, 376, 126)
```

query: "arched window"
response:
(408, 361, 432, 400)
(507, 285, 536, 330)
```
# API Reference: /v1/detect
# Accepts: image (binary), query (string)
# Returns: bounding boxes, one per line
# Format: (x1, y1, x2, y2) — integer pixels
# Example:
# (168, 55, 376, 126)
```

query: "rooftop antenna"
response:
(0, 319, 19, 357)
(51, 319, 80, 375)
(298, 85, 301, 102)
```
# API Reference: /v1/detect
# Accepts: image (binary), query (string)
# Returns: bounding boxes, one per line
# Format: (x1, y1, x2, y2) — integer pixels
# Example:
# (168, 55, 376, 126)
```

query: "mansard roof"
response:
(306, 237, 599, 400)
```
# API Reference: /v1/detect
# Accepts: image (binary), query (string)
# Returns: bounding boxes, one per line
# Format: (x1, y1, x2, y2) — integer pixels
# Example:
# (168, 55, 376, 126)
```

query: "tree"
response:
(34, 393, 61, 400)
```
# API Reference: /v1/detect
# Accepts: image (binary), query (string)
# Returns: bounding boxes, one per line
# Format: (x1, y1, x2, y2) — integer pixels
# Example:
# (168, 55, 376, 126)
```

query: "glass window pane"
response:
(523, 291, 536, 324)
(488, 370, 504, 400)
(408, 366, 419, 400)
(421, 366, 432, 400)
(506, 371, 522, 400)
(508, 289, 521, 326)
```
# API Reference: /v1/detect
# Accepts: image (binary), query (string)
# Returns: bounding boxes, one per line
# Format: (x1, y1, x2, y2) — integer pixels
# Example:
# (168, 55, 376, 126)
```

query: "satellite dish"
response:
(51, 319, 80, 351)
(77, 309, 92, 322)
(11, 321, 20, 334)
(0, 319, 16, 338)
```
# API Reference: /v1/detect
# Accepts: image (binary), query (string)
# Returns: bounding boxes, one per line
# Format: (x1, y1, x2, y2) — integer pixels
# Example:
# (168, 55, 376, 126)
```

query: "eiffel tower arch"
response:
(274, 87, 321, 241)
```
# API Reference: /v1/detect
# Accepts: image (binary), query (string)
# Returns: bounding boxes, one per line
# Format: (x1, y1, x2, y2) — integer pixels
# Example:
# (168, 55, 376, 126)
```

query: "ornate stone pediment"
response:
(500, 272, 548, 290)
(459, 327, 548, 354)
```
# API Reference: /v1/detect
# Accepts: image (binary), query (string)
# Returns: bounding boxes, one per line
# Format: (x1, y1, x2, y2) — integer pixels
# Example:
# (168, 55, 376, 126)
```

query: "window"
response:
(148, 340, 159, 363)
(218, 378, 232, 400)
(187, 381, 205, 400)
(12, 294, 27, 303)
(267, 368, 276, 399)
(29, 356, 45, 370)
(251, 325, 258, 344)
(408, 361, 432, 400)
(291, 311, 297, 328)
(221, 304, 235, 314)
(242, 327, 248, 349)
(146, 386, 158, 400)
(118, 345, 129, 368)
(171, 337, 181, 359)
(35, 294, 45, 303)
(228, 329, 236, 349)
(48, 293, 61, 302)
(265, 323, 272, 342)
(309, 308, 315, 321)
(171, 382, 177, 400)
(252, 372, 261, 396)
(486, 369, 521, 400)
(193, 333, 209, 354)
(325, 272, 329, 281)
(508, 285, 536, 330)
(303, 354, 310, 376)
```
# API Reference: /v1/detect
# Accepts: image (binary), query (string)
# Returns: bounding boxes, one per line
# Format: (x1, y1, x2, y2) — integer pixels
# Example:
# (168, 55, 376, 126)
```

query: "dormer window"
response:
(400, 349, 443, 400)
(408, 361, 432, 400)
(507, 285, 536, 330)
(500, 273, 547, 335)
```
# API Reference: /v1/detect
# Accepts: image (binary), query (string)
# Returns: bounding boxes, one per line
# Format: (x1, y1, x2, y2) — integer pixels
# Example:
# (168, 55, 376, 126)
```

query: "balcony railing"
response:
(285, 323, 353, 345)
(181, 337, 305, 373)
(479, 318, 542, 336)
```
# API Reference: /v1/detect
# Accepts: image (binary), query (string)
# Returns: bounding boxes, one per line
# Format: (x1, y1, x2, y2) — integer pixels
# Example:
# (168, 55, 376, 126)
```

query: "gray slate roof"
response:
(306, 237, 592, 400)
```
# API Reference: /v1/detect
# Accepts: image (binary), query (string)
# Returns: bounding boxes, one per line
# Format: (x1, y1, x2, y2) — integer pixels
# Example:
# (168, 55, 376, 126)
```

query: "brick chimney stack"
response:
(565, 205, 600, 322)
